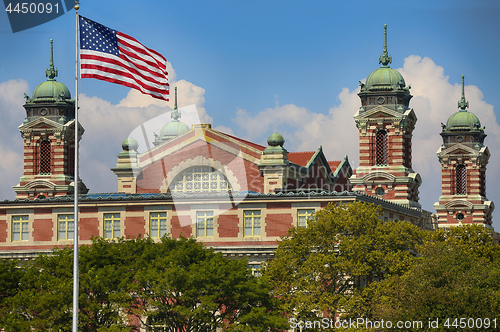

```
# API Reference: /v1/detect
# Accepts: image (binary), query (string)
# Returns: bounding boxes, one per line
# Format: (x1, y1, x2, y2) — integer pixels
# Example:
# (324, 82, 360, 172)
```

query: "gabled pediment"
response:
(356, 105, 402, 120)
(440, 143, 478, 156)
(139, 125, 264, 169)
(19, 117, 63, 131)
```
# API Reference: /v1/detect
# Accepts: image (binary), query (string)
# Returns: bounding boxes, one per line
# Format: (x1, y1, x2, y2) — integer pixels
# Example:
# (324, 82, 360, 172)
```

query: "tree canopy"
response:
(0, 236, 286, 332)
(264, 201, 425, 323)
(265, 202, 500, 332)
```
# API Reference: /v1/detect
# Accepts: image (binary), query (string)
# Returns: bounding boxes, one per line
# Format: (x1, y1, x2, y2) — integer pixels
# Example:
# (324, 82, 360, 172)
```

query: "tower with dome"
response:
(350, 25, 421, 208)
(434, 75, 494, 227)
(13, 40, 88, 199)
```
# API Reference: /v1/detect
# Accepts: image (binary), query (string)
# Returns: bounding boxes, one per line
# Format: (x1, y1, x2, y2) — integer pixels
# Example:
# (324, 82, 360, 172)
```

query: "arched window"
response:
(39, 140, 51, 174)
(376, 130, 388, 165)
(456, 164, 467, 195)
(169, 166, 231, 193)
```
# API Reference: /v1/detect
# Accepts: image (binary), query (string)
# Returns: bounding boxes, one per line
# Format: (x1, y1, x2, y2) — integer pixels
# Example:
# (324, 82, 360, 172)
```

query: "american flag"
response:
(79, 16, 169, 101)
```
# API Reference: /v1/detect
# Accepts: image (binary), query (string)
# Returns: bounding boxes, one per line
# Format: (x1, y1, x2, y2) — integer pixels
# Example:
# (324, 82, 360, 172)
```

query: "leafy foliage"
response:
(0, 236, 286, 332)
(372, 225, 500, 331)
(264, 202, 424, 325)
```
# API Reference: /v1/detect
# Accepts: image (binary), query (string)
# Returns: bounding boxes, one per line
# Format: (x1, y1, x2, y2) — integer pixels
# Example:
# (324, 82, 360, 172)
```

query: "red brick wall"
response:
(137, 141, 264, 193)
(126, 206, 144, 213)
(81, 207, 98, 213)
(33, 218, 53, 241)
(265, 213, 293, 237)
(0, 219, 6, 242)
(124, 216, 146, 239)
(80, 217, 99, 240)
(218, 214, 239, 237)
(267, 203, 292, 209)
(171, 215, 192, 238)
(35, 208, 52, 215)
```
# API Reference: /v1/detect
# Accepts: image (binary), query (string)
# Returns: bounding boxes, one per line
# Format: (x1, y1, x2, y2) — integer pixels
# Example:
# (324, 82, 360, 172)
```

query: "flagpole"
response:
(73, 3, 81, 332)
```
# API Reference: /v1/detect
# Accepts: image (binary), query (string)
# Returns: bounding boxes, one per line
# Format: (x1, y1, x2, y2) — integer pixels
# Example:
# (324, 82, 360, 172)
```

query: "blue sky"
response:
(1, 1, 500, 228)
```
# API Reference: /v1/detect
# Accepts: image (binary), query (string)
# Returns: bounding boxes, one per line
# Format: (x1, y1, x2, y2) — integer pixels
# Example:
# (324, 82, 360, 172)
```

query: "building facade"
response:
(3, 25, 497, 266)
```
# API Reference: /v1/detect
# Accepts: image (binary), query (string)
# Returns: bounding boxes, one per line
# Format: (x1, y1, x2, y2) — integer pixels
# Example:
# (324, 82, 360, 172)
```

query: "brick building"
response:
(1, 25, 495, 267)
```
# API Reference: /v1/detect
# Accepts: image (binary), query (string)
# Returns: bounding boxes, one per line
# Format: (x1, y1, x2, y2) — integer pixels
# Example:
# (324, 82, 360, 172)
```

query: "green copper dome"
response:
(446, 111, 481, 131)
(122, 137, 139, 151)
(32, 80, 71, 100)
(159, 121, 190, 139)
(267, 132, 285, 147)
(443, 75, 482, 132)
(154, 87, 190, 144)
(365, 67, 406, 90)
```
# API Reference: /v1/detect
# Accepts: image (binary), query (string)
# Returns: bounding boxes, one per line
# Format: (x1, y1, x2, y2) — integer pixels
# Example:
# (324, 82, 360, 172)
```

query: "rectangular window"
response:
(249, 263, 261, 276)
(244, 210, 261, 237)
(196, 211, 214, 237)
(12, 216, 29, 241)
(150, 212, 167, 238)
(58, 214, 74, 240)
(104, 213, 121, 239)
(297, 209, 315, 228)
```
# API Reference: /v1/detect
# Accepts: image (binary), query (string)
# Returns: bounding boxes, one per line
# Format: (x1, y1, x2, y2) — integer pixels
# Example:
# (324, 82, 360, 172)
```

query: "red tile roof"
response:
(220, 132, 266, 151)
(328, 161, 341, 171)
(288, 151, 315, 166)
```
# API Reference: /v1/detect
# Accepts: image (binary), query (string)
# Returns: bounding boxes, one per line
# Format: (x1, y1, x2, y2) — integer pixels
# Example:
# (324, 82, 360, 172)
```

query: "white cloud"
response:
(232, 55, 500, 229)
(0, 79, 30, 199)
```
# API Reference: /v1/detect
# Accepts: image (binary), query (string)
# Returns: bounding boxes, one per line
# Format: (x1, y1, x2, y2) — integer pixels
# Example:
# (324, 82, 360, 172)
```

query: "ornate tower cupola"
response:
(13, 39, 88, 199)
(153, 87, 190, 146)
(350, 24, 421, 208)
(434, 75, 493, 227)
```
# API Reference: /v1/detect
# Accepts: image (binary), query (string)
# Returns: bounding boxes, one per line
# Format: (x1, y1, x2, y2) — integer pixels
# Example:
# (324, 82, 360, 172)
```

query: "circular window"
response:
(456, 213, 465, 221)
(40, 108, 48, 116)
(375, 187, 385, 196)
(457, 136, 464, 143)
(377, 96, 385, 105)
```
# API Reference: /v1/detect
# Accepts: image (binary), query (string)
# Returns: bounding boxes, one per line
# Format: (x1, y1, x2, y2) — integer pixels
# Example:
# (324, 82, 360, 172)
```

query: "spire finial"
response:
(45, 39, 58, 80)
(171, 86, 180, 121)
(458, 75, 469, 111)
(379, 24, 392, 67)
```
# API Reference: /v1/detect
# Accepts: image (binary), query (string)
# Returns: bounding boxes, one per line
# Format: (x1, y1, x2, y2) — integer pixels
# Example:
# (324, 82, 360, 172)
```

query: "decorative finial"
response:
(458, 74, 469, 111)
(379, 24, 392, 67)
(74, 0, 80, 10)
(45, 39, 58, 80)
(171, 86, 180, 121)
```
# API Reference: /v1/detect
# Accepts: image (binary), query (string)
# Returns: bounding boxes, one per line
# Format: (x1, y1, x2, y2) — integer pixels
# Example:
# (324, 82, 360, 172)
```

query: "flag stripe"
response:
(117, 32, 166, 71)
(81, 57, 168, 96)
(81, 50, 168, 85)
(79, 15, 169, 101)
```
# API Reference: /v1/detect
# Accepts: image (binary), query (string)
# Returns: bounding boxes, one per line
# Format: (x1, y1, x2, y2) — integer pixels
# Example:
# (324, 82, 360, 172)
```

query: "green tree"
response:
(0, 236, 286, 332)
(0, 250, 73, 331)
(0, 257, 25, 330)
(372, 225, 500, 332)
(128, 236, 287, 332)
(264, 201, 424, 328)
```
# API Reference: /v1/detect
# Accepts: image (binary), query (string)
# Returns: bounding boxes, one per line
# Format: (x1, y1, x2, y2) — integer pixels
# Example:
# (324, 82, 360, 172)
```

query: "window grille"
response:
(376, 130, 388, 165)
(39, 140, 51, 174)
(456, 164, 467, 195)
(169, 166, 231, 193)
